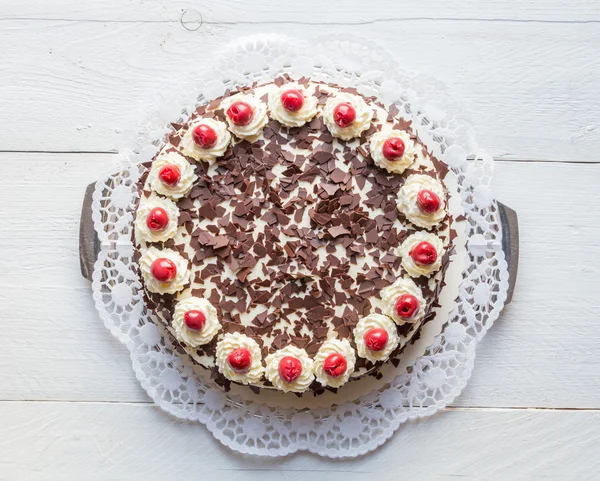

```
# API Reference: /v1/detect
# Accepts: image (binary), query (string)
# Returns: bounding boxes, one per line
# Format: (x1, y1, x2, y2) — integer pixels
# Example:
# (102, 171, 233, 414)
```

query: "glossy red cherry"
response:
(278, 356, 303, 383)
(333, 102, 356, 127)
(281, 89, 304, 112)
(226, 101, 254, 126)
(382, 137, 406, 161)
(417, 189, 441, 214)
(410, 241, 438, 265)
(192, 124, 218, 149)
(364, 328, 389, 352)
(150, 258, 177, 282)
(228, 347, 252, 372)
(323, 353, 347, 378)
(158, 165, 181, 186)
(395, 294, 420, 319)
(145, 207, 169, 231)
(183, 310, 206, 331)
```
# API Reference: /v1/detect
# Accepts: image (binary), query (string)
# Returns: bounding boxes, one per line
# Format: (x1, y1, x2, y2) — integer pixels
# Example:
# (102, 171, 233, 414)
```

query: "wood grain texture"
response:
(3, 0, 600, 22)
(1, 16, 599, 160)
(1, 0, 600, 474)
(1, 402, 599, 480)
(1, 154, 598, 408)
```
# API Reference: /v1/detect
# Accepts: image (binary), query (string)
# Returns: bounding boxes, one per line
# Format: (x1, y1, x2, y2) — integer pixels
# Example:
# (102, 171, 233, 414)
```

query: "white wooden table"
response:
(2, 1, 599, 479)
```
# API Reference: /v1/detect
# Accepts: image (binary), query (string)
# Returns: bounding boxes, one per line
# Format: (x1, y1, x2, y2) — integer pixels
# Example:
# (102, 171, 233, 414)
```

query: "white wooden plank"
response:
(3, 0, 600, 22)
(1, 154, 599, 407)
(1, 19, 599, 161)
(1, 153, 148, 402)
(0, 402, 598, 479)
(455, 160, 600, 407)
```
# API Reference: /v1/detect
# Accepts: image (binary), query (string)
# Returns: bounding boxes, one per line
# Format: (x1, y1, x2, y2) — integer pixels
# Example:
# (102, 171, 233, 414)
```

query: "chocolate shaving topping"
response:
(134, 76, 456, 393)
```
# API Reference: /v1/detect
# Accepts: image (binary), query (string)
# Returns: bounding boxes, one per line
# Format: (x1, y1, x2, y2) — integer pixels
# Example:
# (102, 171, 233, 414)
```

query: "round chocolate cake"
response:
(133, 75, 455, 394)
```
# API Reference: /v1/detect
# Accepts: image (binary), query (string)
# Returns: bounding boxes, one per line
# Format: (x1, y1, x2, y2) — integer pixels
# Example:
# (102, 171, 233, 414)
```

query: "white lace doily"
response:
(91, 35, 509, 458)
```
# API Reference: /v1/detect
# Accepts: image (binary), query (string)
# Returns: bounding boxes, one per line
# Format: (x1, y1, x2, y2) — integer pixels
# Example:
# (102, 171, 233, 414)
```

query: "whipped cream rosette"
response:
(268, 83, 318, 128)
(354, 314, 400, 363)
(398, 231, 445, 278)
(147, 150, 197, 199)
(172, 297, 221, 347)
(139, 246, 190, 295)
(215, 332, 265, 385)
(369, 129, 422, 174)
(312, 338, 356, 388)
(323, 92, 373, 140)
(265, 345, 315, 393)
(134, 194, 180, 243)
(180, 118, 231, 163)
(379, 277, 426, 325)
(221, 93, 269, 140)
(397, 174, 447, 229)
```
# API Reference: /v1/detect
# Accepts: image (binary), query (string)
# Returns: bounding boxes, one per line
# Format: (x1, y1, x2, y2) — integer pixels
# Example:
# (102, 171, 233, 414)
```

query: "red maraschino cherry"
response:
(417, 189, 441, 214)
(183, 310, 206, 331)
(150, 258, 177, 282)
(145, 207, 169, 231)
(382, 137, 406, 161)
(395, 294, 420, 320)
(281, 89, 304, 112)
(192, 124, 218, 149)
(410, 241, 438, 265)
(228, 347, 252, 373)
(278, 356, 303, 383)
(333, 102, 356, 127)
(364, 328, 389, 352)
(323, 353, 347, 378)
(226, 101, 254, 126)
(158, 165, 181, 186)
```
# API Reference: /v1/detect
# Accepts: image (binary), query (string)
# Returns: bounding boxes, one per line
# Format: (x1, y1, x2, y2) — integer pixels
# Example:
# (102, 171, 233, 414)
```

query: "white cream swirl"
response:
(264, 345, 314, 393)
(134, 194, 180, 243)
(380, 277, 426, 325)
(397, 174, 447, 229)
(215, 332, 264, 385)
(139, 246, 190, 295)
(323, 92, 373, 140)
(172, 297, 220, 347)
(147, 151, 197, 199)
(267, 83, 318, 127)
(312, 338, 356, 388)
(222, 94, 268, 140)
(369, 129, 420, 174)
(353, 314, 400, 363)
(180, 118, 231, 163)
(398, 231, 444, 278)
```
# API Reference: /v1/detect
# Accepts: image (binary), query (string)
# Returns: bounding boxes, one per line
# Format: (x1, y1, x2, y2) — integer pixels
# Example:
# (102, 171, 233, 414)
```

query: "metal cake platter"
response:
(79, 182, 519, 305)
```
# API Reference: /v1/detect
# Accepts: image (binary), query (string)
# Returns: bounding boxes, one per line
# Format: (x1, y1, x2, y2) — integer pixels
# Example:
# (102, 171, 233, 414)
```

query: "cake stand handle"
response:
(79, 182, 100, 281)
(497, 202, 519, 304)
(78, 182, 520, 302)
